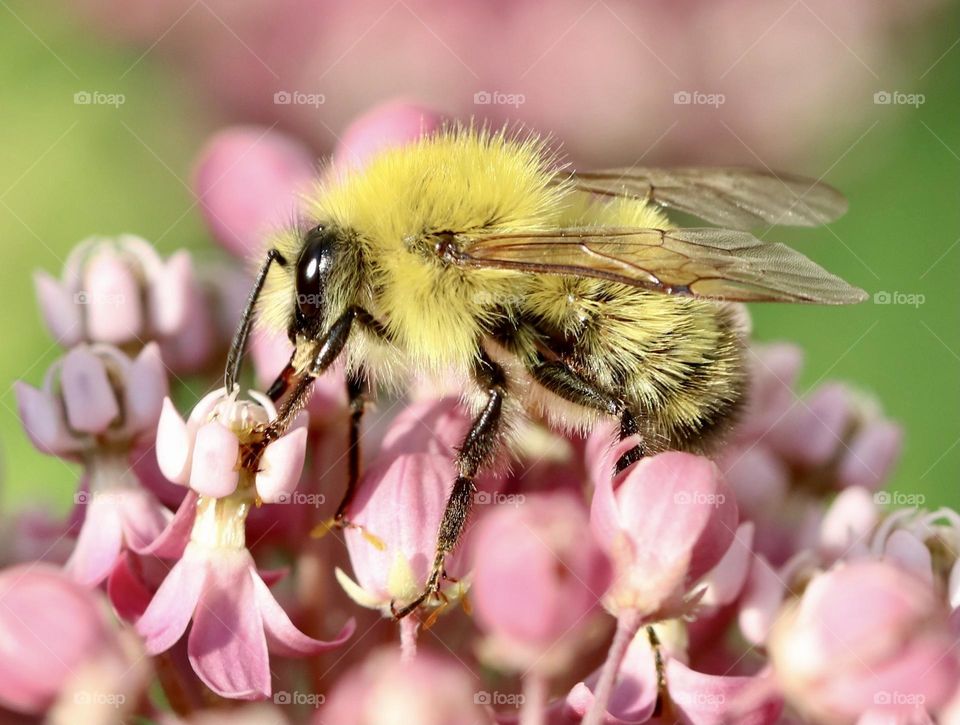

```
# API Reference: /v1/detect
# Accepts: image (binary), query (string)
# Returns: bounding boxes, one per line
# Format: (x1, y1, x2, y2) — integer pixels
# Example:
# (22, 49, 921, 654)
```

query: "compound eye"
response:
(295, 226, 332, 322)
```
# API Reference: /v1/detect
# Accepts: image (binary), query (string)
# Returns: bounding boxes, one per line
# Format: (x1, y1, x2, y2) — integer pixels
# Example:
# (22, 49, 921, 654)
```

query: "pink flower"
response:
(591, 450, 738, 621)
(335, 451, 467, 614)
(139, 388, 353, 699)
(770, 560, 960, 724)
(155, 387, 307, 503)
(718, 344, 902, 566)
(568, 621, 783, 725)
(581, 449, 740, 725)
(470, 491, 612, 674)
(34, 235, 207, 357)
(137, 532, 354, 699)
(0, 564, 147, 716)
(15, 343, 171, 586)
(16, 343, 166, 458)
(317, 647, 493, 725)
(331, 100, 443, 171)
(193, 101, 442, 260)
(193, 127, 316, 258)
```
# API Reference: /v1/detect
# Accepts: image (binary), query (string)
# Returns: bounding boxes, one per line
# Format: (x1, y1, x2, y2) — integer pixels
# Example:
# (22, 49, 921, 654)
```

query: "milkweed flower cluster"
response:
(2, 103, 959, 725)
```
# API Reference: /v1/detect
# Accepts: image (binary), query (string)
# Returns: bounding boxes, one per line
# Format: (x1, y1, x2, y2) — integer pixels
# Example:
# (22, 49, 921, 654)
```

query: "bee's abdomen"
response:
(520, 276, 748, 453)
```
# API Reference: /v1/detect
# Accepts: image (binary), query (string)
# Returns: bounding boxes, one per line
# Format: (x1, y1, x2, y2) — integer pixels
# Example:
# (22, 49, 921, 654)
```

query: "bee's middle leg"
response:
(391, 351, 505, 619)
(527, 356, 645, 473)
(333, 368, 367, 525)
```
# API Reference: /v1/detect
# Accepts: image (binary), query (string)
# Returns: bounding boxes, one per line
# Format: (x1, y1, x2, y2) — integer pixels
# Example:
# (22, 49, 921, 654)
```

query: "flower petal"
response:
(838, 420, 903, 491)
(819, 486, 878, 561)
(256, 426, 308, 503)
(136, 546, 207, 654)
(738, 555, 784, 646)
(189, 421, 240, 498)
(133, 490, 197, 558)
(188, 550, 270, 699)
(666, 659, 783, 725)
(65, 493, 124, 586)
(334, 567, 384, 610)
(883, 529, 933, 585)
(156, 397, 192, 484)
(609, 453, 737, 617)
(698, 522, 755, 607)
(107, 551, 154, 622)
(565, 628, 659, 724)
(149, 250, 192, 335)
(193, 127, 316, 257)
(124, 342, 168, 436)
(770, 383, 850, 467)
(118, 486, 172, 551)
(332, 100, 443, 171)
(34, 269, 82, 346)
(60, 347, 120, 434)
(252, 570, 355, 656)
(82, 247, 144, 343)
(15, 381, 75, 455)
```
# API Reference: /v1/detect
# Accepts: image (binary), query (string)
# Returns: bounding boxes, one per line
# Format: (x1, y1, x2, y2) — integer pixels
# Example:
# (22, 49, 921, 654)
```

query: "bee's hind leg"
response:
(334, 369, 367, 524)
(526, 355, 645, 474)
(391, 351, 505, 620)
(615, 410, 646, 473)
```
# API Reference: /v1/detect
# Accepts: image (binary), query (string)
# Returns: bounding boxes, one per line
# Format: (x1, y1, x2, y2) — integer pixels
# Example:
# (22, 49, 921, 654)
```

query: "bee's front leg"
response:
(391, 351, 505, 619)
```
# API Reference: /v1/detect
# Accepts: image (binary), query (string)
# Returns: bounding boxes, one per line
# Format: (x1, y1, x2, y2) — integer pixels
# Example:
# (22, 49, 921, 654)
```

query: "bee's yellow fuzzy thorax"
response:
(260, 126, 573, 380)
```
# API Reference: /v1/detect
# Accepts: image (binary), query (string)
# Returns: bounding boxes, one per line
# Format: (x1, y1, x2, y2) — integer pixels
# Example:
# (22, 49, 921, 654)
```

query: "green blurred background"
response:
(1, 2, 958, 514)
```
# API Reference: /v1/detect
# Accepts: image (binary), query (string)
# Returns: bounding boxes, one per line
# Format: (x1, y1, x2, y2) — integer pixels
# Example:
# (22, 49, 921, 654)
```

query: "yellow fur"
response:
(257, 125, 746, 451)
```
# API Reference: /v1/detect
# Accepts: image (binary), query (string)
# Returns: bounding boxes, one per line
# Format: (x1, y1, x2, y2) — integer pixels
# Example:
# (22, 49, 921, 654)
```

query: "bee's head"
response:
(291, 223, 339, 341)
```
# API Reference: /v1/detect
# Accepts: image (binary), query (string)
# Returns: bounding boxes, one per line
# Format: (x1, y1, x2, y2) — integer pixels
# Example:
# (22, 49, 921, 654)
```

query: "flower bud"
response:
(471, 491, 611, 674)
(770, 560, 960, 723)
(34, 235, 204, 353)
(0, 565, 118, 714)
(591, 451, 738, 620)
(317, 648, 492, 725)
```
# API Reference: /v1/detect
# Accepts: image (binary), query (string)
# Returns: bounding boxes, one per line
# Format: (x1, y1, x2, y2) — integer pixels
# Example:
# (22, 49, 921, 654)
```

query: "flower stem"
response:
(399, 616, 419, 662)
(583, 609, 643, 725)
(520, 671, 547, 725)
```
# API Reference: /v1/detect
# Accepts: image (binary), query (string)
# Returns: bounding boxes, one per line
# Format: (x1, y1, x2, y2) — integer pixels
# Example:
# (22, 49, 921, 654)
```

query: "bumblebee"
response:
(225, 126, 865, 617)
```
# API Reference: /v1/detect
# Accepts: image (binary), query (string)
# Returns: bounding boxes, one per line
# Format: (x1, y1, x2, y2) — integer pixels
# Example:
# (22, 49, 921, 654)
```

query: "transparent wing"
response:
(450, 227, 866, 304)
(564, 167, 848, 229)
